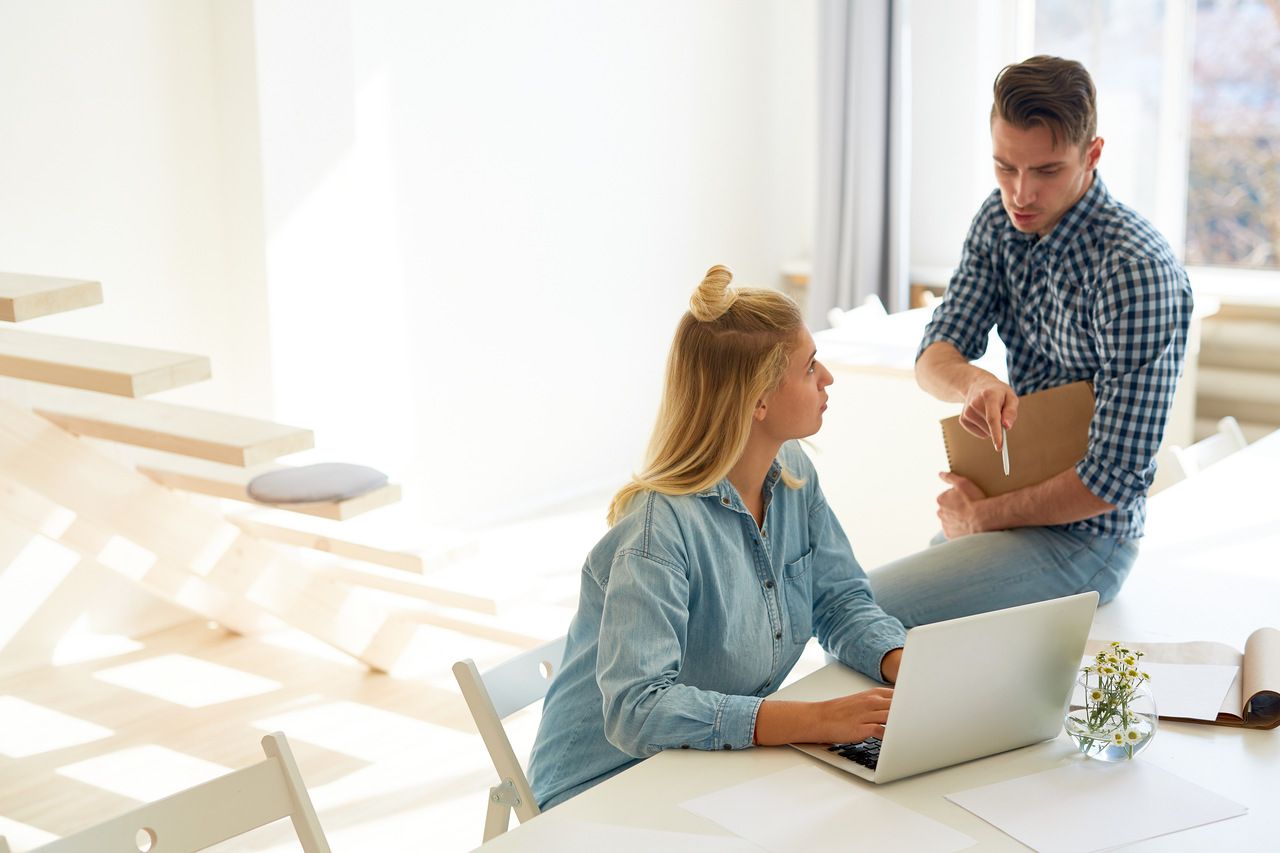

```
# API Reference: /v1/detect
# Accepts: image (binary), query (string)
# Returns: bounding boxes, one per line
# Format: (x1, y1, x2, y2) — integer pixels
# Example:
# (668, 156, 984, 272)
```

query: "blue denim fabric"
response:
(868, 526, 1138, 629)
(527, 442, 907, 809)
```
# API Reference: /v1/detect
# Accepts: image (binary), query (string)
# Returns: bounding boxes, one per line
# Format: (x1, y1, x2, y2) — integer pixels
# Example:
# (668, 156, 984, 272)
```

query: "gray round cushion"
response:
(247, 463, 389, 503)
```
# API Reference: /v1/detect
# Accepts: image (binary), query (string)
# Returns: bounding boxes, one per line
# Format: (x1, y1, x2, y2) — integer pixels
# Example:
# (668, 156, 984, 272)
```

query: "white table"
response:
(479, 433, 1280, 850)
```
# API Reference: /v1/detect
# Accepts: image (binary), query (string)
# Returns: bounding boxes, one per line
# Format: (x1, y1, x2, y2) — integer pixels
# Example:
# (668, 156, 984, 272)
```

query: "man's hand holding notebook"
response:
(940, 381, 1095, 497)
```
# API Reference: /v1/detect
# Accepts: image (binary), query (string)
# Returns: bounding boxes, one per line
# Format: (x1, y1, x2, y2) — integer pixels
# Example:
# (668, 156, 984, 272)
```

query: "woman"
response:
(527, 265, 906, 808)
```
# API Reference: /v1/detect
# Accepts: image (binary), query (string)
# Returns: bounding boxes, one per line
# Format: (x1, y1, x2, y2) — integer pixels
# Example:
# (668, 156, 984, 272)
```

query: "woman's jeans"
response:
(868, 526, 1138, 628)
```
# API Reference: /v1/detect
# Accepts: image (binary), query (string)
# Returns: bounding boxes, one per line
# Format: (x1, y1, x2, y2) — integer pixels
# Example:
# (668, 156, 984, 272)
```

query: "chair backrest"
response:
(13, 732, 329, 853)
(1170, 416, 1248, 480)
(452, 635, 566, 840)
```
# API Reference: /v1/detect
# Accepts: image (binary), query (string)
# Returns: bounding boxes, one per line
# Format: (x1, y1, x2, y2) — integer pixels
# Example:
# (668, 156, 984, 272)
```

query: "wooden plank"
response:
(137, 456, 401, 520)
(34, 394, 314, 466)
(0, 500, 270, 640)
(0, 400, 455, 672)
(303, 558, 498, 615)
(0, 272, 103, 322)
(227, 505, 476, 575)
(0, 328, 210, 396)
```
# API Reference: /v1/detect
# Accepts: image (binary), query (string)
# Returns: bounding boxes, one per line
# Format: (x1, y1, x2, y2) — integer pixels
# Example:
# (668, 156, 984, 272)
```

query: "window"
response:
(1034, 0, 1280, 271)
(1184, 0, 1280, 269)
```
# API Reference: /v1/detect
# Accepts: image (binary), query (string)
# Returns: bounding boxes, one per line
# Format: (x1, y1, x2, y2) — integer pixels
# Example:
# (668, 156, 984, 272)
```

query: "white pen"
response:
(1001, 426, 1010, 476)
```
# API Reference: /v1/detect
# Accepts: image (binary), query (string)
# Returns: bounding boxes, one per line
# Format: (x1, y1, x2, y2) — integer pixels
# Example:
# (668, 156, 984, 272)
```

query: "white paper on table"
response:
(679, 765, 974, 853)
(542, 821, 767, 853)
(945, 761, 1247, 853)
(1142, 661, 1239, 720)
(1072, 658, 1239, 721)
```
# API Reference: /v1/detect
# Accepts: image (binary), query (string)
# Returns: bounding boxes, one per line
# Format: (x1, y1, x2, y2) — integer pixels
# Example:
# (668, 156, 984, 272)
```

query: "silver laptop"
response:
(790, 591, 1098, 783)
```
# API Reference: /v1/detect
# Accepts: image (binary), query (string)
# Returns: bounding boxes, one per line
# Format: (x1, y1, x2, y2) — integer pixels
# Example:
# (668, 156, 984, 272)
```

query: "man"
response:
(869, 55, 1193, 627)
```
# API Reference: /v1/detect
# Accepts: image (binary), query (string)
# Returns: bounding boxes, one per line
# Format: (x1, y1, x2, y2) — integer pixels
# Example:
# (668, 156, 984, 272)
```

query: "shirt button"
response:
(680, 744, 690, 750)
(721, 497, 730, 506)
(722, 744, 732, 750)
(774, 631, 783, 640)
(764, 580, 775, 589)
(762, 529, 768, 537)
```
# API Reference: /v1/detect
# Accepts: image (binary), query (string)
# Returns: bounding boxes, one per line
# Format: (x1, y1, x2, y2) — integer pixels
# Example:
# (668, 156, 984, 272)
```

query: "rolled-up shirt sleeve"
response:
(808, 495, 907, 681)
(917, 196, 1006, 363)
(1078, 256, 1192, 509)
(595, 550, 762, 758)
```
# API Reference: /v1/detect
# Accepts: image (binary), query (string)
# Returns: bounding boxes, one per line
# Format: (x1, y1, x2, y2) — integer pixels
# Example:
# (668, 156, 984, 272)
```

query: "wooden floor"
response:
(0, 618, 538, 851)
(0, 504, 602, 853)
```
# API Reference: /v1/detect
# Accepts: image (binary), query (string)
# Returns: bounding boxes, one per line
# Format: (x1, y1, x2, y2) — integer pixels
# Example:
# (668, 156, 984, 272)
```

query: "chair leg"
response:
(483, 796, 511, 842)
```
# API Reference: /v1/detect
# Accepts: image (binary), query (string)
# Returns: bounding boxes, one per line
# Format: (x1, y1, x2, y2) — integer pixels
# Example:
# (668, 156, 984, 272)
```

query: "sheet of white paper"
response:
(1073, 657, 1239, 721)
(680, 765, 974, 853)
(946, 761, 1247, 853)
(539, 821, 767, 853)
(1143, 661, 1239, 720)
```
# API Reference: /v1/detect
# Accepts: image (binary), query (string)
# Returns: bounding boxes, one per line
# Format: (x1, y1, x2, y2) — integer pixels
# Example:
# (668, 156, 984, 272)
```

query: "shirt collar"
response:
(697, 457, 785, 507)
(1034, 172, 1109, 256)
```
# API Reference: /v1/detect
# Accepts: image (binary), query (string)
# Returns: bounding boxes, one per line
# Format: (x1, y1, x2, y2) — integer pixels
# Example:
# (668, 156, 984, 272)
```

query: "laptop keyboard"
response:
(826, 737, 881, 770)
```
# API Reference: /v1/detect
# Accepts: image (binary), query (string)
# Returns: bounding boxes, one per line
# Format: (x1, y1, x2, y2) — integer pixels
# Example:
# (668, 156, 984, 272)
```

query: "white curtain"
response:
(812, 0, 912, 327)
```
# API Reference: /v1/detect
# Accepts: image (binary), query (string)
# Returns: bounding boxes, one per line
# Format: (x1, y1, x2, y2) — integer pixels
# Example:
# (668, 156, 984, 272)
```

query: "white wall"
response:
(0, 0, 273, 416)
(252, 0, 819, 526)
(908, 0, 1023, 276)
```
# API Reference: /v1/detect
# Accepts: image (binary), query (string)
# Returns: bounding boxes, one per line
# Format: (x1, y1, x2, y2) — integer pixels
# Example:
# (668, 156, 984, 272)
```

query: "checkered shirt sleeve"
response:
(1078, 256, 1190, 510)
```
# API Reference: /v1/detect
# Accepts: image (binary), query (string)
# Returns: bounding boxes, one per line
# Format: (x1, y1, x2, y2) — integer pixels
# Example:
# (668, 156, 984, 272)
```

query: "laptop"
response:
(789, 591, 1098, 783)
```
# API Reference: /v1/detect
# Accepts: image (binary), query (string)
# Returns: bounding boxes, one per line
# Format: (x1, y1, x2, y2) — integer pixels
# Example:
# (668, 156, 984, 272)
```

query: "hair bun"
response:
(690, 264, 737, 322)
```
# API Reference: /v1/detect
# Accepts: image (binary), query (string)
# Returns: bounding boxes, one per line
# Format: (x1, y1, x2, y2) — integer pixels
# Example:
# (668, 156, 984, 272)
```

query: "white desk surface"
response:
(478, 433, 1280, 851)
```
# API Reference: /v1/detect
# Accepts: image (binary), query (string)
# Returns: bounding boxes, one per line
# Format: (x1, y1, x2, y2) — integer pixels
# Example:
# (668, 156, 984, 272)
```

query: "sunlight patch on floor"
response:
(93, 653, 282, 708)
(252, 700, 475, 763)
(56, 744, 231, 802)
(0, 697, 113, 758)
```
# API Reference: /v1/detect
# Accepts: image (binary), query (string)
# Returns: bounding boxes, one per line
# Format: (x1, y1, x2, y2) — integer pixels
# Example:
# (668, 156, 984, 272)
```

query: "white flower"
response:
(1111, 730, 1126, 745)
(1124, 728, 1143, 743)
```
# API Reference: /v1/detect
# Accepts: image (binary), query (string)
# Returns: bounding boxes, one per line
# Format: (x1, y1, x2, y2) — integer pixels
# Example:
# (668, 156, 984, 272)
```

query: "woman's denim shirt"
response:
(527, 442, 906, 808)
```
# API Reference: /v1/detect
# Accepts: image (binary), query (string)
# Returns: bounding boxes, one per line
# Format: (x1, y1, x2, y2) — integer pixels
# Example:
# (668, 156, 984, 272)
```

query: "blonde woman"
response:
(527, 266, 907, 809)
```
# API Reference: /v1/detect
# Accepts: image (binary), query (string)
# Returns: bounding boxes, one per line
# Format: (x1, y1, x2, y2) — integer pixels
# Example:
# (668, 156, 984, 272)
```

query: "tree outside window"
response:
(1184, 0, 1280, 269)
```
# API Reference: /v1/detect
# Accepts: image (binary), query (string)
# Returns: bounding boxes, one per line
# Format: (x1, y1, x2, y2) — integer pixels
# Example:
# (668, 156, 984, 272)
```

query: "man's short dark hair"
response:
(991, 55, 1097, 150)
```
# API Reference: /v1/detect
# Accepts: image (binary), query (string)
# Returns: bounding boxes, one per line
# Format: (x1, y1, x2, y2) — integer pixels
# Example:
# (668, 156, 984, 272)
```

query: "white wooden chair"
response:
(0, 732, 329, 853)
(1170, 416, 1248, 481)
(452, 636, 567, 843)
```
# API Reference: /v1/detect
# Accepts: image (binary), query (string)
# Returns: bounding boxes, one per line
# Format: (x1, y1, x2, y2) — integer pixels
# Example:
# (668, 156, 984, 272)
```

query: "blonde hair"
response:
(607, 265, 805, 526)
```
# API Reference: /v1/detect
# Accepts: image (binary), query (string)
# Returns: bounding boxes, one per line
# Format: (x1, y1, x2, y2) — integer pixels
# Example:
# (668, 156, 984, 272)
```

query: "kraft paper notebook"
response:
(1085, 628, 1280, 730)
(940, 380, 1094, 497)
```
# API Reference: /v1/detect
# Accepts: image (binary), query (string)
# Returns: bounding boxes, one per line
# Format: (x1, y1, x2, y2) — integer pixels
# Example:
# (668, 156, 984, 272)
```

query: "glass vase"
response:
(1063, 671, 1158, 762)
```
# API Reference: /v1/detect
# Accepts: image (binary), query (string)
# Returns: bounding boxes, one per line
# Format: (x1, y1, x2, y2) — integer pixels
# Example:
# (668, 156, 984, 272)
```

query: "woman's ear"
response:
(753, 399, 768, 422)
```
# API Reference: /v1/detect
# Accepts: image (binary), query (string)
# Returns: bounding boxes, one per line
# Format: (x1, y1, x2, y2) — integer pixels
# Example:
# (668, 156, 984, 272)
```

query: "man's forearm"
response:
(976, 467, 1114, 531)
(916, 341, 994, 403)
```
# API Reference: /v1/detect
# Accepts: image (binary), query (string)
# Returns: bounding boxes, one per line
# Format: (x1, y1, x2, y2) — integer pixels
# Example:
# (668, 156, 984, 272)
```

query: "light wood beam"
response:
(34, 394, 314, 466)
(0, 272, 103, 322)
(0, 328, 210, 396)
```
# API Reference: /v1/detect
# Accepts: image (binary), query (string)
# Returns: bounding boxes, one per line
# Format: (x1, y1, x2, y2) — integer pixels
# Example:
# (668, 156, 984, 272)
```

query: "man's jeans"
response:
(868, 526, 1138, 628)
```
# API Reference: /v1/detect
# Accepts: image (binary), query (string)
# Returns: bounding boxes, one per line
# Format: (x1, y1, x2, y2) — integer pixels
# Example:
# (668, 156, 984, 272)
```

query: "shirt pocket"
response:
(781, 550, 814, 645)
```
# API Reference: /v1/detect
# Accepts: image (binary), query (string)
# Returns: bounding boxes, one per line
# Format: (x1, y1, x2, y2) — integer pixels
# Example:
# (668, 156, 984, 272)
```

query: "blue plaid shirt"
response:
(918, 175, 1192, 539)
